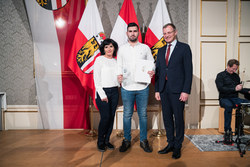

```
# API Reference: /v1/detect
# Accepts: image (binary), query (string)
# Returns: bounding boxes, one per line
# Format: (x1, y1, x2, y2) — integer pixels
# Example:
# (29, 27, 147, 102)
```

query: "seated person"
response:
(215, 59, 250, 144)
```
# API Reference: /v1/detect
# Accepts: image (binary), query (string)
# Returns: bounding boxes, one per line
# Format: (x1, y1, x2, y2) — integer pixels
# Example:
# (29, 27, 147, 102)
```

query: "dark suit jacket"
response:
(155, 41, 193, 94)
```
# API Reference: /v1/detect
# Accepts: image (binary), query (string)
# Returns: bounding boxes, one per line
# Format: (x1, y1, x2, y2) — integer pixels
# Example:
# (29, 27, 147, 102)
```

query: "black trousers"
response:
(160, 82, 185, 149)
(96, 87, 119, 145)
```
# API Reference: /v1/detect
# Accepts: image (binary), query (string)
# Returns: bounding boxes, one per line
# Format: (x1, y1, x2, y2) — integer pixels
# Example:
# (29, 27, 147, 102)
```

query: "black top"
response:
(215, 70, 240, 99)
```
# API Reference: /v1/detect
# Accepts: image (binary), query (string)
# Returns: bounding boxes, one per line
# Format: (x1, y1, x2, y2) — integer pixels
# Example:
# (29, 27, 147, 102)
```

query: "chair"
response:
(218, 107, 235, 133)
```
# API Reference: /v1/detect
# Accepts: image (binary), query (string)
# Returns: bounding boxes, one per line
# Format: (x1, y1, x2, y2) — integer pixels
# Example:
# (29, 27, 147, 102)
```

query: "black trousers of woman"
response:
(96, 87, 119, 146)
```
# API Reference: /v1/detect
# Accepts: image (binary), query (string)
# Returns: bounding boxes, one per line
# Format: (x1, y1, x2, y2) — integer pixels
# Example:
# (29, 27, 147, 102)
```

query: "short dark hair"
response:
(99, 38, 118, 58)
(163, 23, 176, 31)
(127, 22, 139, 31)
(227, 59, 239, 67)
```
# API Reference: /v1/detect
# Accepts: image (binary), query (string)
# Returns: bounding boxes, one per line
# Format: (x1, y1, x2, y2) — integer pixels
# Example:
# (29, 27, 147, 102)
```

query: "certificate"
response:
(134, 59, 154, 83)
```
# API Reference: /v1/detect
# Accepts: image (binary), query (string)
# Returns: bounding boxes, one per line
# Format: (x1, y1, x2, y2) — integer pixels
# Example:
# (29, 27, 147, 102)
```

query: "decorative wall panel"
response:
(201, 0, 227, 36)
(238, 42, 250, 88)
(200, 105, 219, 129)
(239, 0, 250, 36)
(200, 42, 226, 100)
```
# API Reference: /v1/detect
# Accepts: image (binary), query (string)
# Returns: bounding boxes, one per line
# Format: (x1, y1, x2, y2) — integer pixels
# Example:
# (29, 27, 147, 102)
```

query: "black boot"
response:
(223, 130, 233, 145)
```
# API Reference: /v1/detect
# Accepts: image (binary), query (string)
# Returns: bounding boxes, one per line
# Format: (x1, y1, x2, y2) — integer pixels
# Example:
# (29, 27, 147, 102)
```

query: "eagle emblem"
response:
(151, 37, 167, 61)
(77, 32, 106, 74)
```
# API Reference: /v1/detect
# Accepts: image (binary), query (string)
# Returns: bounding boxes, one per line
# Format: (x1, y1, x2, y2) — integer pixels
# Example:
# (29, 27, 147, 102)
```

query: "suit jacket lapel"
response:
(161, 45, 168, 66)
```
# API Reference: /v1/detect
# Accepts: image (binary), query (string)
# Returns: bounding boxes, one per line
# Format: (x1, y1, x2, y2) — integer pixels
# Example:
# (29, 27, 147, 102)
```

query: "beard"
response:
(128, 36, 138, 42)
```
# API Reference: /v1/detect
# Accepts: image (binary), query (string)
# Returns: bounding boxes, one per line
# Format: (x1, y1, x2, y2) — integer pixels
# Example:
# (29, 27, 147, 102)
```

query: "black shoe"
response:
(97, 144, 106, 152)
(158, 145, 174, 154)
(172, 148, 181, 159)
(119, 139, 131, 152)
(223, 130, 233, 145)
(140, 139, 152, 153)
(105, 142, 115, 150)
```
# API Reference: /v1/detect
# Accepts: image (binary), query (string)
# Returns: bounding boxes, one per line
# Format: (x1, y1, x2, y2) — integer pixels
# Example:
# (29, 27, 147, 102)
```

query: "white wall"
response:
(188, 0, 250, 129)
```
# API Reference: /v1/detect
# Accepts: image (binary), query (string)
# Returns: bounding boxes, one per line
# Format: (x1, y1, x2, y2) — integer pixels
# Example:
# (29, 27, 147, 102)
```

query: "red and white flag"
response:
(68, 0, 105, 108)
(110, 0, 142, 47)
(144, 0, 171, 61)
(36, 0, 68, 10)
(25, 0, 91, 129)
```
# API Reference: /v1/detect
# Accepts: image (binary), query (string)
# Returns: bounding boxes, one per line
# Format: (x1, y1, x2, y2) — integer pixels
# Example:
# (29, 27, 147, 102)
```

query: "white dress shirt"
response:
(117, 42, 155, 91)
(94, 56, 119, 99)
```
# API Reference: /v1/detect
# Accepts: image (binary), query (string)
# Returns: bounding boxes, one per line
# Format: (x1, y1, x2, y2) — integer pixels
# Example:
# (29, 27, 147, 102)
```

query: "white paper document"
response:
(134, 59, 154, 83)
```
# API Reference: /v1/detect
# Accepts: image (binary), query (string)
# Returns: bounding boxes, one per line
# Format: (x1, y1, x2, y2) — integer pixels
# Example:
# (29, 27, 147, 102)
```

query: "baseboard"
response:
(6, 105, 38, 112)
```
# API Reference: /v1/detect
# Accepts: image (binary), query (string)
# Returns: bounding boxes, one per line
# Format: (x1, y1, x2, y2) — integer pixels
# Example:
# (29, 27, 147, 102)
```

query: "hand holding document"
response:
(134, 59, 154, 83)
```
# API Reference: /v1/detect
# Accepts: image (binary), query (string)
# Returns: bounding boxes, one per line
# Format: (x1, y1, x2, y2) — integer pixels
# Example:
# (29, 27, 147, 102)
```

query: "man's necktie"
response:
(166, 44, 171, 66)
(165, 44, 171, 80)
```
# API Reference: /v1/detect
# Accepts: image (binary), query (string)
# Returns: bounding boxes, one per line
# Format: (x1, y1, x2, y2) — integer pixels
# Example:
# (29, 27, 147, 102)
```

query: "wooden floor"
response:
(0, 129, 249, 167)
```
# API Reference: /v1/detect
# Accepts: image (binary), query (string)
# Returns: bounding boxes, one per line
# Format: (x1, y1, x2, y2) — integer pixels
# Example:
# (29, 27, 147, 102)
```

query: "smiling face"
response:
(163, 25, 177, 44)
(127, 26, 139, 43)
(104, 43, 114, 57)
(226, 64, 238, 74)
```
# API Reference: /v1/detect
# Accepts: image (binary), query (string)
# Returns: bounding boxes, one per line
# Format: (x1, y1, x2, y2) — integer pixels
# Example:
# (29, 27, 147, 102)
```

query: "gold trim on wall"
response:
(200, 0, 228, 37)
(238, 0, 250, 37)
(200, 41, 227, 100)
(238, 42, 250, 74)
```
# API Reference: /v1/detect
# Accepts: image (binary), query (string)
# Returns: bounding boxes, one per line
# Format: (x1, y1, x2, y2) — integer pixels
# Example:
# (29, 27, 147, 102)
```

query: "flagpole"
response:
(85, 96, 97, 137)
(153, 103, 165, 137)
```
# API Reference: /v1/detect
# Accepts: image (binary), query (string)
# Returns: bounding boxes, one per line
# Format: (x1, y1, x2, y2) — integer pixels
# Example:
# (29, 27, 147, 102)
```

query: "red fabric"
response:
(119, 0, 142, 42)
(56, 0, 62, 8)
(53, 0, 90, 129)
(67, 27, 98, 107)
(68, 0, 104, 112)
(144, 28, 158, 48)
(67, 29, 94, 89)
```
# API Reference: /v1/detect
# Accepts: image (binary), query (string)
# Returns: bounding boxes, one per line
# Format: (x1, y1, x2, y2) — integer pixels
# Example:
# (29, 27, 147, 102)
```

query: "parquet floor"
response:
(0, 129, 249, 167)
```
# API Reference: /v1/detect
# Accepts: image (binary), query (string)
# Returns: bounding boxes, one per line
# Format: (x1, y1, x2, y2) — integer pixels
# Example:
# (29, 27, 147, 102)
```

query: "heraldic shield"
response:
(151, 37, 167, 62)
(76, 32, 106, 74)
(36, 0, 69, 10)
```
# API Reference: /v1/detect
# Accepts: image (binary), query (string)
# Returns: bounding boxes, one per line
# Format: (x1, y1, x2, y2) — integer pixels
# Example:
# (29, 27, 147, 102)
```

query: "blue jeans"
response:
(121, 86, 149, 141)
(220, 97, 248, 131)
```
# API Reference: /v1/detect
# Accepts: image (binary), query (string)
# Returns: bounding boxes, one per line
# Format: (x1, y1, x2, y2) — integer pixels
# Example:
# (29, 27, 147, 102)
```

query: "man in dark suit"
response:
(155, 23, 193, 159)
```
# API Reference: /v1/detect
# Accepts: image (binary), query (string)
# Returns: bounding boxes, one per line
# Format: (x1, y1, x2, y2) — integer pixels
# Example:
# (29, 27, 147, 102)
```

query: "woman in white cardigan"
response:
(94, 38, 119, 152)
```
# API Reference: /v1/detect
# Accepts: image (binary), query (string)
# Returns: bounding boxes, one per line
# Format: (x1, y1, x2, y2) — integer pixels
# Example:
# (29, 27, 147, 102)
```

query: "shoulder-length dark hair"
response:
(99, 38, 118, 58)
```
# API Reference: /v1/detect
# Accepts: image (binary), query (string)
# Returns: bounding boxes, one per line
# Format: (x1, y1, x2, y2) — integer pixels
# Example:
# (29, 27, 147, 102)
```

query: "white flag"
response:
(144, 0, 171, 61)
